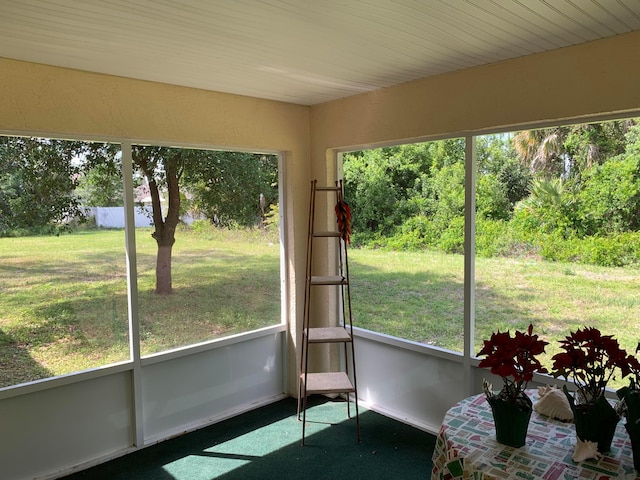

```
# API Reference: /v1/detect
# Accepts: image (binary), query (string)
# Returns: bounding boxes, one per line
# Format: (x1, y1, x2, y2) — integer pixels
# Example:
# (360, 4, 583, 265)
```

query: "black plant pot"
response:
(487, 393, 532, 448)
(625, 423, 640, 471)
(564, 386, 620, 453)
(617, 388, 640, 471)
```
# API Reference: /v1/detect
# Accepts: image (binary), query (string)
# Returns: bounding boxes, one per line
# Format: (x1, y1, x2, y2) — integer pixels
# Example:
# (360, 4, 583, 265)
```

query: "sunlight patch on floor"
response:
(161, 401, 355, 479)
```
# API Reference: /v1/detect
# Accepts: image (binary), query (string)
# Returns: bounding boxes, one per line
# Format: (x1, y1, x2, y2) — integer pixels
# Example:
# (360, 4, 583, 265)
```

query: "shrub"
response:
(536, 232, 640, 267)
(263, 203, 280, 233)
(578, 154, 640, 234)
(394, 215, 437, 248)
(577, 233, 640, 267)
(190, 219, 213, 237)
(438, 216, 465, 254)
(476, 173, 512, 221)
(475, 219, 536, 258)
(538, 232, 580, 263)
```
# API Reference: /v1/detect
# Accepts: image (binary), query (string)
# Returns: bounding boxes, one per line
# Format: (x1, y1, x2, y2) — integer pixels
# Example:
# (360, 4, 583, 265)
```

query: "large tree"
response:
(0, 137, 91, 235)
(131, 146, 278, 295)
(76, 150, 125, 207)
(184, 151, 278, 227)
(577, 123, 640, 234)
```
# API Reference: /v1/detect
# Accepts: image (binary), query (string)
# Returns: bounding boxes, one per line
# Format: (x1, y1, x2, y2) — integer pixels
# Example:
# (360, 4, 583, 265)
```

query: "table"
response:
(431, 390, 640, 480)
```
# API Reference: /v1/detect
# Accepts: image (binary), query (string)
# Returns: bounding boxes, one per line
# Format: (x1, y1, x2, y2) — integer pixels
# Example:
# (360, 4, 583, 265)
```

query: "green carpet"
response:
(63, 396, 435, 480)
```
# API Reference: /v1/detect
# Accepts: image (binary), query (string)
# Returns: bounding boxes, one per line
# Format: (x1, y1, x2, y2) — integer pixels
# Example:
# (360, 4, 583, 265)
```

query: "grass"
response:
(349, 249, 640, 388)
(135, 226, 281, 355)
(0, 226, 281, 387)
(348, 249, 465, 348)
(2, 227, 640, 389)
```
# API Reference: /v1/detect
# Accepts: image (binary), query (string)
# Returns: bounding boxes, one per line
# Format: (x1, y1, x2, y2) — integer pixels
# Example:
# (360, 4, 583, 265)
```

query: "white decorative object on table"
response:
(534, 385, 574, 421)
(573, 438, 603, 462)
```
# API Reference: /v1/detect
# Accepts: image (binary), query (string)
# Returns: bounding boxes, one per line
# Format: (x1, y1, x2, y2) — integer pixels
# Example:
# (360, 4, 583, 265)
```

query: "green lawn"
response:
(0, 226, 281, 387)
(1, 228, 639, 389)
(349, 249, 640, 386)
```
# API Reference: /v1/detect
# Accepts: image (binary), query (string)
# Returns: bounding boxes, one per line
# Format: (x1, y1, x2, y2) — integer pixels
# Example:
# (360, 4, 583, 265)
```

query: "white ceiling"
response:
(1, 0, 639, 106)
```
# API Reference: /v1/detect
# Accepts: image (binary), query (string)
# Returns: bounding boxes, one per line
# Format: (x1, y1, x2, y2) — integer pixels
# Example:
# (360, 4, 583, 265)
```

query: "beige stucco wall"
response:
(311, 30, 640, 160)
(0, 58, 310, 149)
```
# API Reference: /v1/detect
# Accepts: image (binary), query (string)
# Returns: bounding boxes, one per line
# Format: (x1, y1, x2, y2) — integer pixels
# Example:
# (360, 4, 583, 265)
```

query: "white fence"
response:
(88, 207, 200, 228)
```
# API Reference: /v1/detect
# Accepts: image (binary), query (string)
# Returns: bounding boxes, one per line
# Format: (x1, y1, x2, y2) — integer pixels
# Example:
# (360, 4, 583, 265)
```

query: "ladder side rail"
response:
(298, 180, 317, 420)
(335, 212, 351, 416)
(342, 241, 360, 440)
(300, 180, 317, 438)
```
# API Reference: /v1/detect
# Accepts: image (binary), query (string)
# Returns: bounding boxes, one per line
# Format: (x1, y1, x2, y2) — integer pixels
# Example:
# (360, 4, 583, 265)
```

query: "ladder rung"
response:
(315, 186, 341, 192)
(310, 275, 347, 285)
(301, 372, 355, 394)
(306, 327, 352, 343)
(312, 231, 341, 237)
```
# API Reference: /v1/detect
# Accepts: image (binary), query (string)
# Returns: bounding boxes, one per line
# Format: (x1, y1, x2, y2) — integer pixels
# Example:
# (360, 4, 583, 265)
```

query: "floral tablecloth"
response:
(431, 390, 640, 480)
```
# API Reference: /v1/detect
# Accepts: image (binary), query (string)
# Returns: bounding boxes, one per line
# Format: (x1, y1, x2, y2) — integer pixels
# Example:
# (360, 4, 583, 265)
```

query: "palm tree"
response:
(513, 128, 565, 178)
(517, 178, 575, 236)
(513, 120, 636, 180)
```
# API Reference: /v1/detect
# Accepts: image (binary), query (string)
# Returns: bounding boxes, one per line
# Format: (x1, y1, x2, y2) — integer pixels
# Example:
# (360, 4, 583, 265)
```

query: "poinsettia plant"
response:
(616, 342, 640, 419)
(551, 326, 631, 405)
(619, 343, 640, 392)
(477, 324, 549, 406)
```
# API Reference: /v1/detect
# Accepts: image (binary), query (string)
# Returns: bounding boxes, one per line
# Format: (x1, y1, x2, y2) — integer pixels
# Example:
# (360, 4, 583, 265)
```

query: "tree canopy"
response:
(0, 137, 90, 234)
(343, 119, 640, 266)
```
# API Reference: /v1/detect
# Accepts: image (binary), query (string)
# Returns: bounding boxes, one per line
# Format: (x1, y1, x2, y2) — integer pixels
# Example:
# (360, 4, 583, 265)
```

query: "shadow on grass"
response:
(63, 396, 435, 480)
(0, 328, 53, 386)
(0, 244, 281, 387)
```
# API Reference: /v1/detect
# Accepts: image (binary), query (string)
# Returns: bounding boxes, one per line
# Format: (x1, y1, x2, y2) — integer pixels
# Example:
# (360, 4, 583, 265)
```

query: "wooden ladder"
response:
(297, 179, 360, 445)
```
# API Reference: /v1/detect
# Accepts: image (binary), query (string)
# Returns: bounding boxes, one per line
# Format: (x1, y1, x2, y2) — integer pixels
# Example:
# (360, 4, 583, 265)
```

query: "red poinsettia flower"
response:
(477, 324, 549, 402)
(552, 326, 631, 404)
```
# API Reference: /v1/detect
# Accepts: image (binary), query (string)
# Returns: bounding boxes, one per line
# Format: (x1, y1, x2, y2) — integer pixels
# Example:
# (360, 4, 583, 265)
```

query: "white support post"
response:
(121, 141, 145, 446)
(463, 135, 477, 398)
(277, 151, 291, 395)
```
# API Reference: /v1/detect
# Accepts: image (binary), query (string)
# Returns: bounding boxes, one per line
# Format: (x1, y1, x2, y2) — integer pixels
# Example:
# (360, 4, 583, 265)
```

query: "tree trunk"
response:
(151, 160, 180, 295)
(155, 243, 173, 295)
